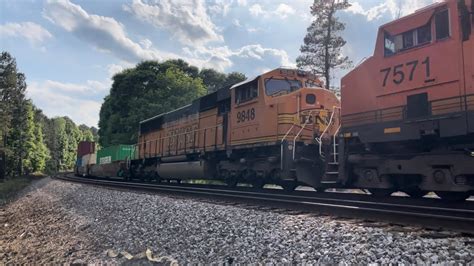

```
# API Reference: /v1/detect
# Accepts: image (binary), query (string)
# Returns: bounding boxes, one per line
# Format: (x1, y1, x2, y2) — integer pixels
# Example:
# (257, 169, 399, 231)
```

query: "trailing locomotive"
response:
(338, 0, 474, 200)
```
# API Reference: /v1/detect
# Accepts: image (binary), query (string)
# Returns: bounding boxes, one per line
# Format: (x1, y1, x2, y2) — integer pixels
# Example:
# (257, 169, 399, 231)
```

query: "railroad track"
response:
(55, 173, 474, 234)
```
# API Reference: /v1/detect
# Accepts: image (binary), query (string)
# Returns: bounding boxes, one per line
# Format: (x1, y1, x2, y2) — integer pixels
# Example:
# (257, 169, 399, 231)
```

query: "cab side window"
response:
(384, 22, 432, 56)
(384, 33, 396, 56)
(417, 24, 432, 45)
(235, 79, 258, 104)
(435, 9, 450, 40)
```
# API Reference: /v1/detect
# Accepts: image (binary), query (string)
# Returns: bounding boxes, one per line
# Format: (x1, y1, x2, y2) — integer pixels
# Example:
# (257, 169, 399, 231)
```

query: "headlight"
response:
(306, 94, 316, 104)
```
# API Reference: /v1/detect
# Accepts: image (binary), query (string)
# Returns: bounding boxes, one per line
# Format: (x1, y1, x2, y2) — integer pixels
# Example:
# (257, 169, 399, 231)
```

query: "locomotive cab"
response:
(229, 68, 341, 189)
(230, 68, 340, 147)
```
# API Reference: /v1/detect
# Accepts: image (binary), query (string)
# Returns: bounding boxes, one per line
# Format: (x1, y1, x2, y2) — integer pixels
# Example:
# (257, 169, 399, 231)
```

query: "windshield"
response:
(305, 80, 321, 88)
(265, 78, 303, 96)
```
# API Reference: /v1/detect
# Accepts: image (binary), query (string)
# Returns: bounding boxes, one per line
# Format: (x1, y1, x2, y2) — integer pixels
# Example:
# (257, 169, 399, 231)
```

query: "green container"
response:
(96, 145, 136, 165)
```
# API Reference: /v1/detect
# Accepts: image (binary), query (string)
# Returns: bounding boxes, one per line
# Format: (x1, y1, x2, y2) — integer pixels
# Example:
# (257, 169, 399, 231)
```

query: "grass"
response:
(0, 173, 45, 205)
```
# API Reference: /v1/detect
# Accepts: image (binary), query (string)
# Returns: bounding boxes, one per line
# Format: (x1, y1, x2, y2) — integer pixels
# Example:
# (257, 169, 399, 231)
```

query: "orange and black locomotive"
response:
(134, 68, 340, 190)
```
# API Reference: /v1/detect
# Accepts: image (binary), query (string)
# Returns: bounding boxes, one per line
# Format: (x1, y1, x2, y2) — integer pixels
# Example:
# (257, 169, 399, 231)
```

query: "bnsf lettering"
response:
(236, 108, 256, 123)
(380, 56, 431, 87)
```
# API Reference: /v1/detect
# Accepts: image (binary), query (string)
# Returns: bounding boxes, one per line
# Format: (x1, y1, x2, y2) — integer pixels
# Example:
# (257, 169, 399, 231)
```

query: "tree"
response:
(78, 124, 95, 142)
(98, 60, 207, 147)
(31, 122, 49, 172)
(0, 52, 22, 151)
(198, 69, 246, 93)
(223, 72, 246, 88)
(296, 0, 352, 90)
(199, 68, 226, 93)
(1, 57, 28, 176)
(0, 51, 93, 175)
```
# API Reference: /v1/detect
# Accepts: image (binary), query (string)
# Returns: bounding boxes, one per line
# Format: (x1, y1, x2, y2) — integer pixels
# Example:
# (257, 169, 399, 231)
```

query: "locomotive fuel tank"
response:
(156, 160, 216, 180)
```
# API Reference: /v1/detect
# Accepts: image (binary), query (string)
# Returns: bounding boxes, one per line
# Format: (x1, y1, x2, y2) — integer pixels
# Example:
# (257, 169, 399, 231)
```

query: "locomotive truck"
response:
(77, 0, 474, 200)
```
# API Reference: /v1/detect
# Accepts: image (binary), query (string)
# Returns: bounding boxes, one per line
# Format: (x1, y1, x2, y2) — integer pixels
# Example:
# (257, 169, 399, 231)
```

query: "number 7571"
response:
(380, 57, 431, 87)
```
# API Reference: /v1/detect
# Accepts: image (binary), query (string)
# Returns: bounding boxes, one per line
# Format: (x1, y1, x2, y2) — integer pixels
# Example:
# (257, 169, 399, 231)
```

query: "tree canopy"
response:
(98, 59, 246, 147)
(296, 0, 352, 90)
(0, 51, 98, 176)
(199, 68, 246, 93)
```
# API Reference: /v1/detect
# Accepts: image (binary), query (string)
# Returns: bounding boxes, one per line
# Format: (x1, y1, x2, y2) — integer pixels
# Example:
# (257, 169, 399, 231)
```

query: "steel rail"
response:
(55, 174, 474, 234)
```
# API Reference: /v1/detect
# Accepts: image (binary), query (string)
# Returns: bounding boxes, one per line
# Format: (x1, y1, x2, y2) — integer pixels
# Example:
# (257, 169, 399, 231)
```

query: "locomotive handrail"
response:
(281, 124, 297, 142)
(333, 124, 341, 163)
(292, 110, 314, 160)
(280, 123, 297, 169)
(315, 106, 340, 158)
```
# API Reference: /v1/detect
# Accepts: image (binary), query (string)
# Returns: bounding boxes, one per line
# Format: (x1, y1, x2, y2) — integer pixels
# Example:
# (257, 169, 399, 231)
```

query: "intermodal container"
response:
(77, 141, 96, 158)
(89, 153, 97, 165)
(96, 145, 135, 165)
(81, 153, 97, 167)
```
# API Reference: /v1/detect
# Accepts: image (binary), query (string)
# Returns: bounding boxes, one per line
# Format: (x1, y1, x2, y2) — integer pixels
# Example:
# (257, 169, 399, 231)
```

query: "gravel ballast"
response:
(1, 177, 473, 264)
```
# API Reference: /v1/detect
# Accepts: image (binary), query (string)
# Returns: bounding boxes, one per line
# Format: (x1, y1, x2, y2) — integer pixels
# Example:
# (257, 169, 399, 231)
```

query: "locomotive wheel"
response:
(154, 173, 161, 183)
(226, 177, 238, 188)
(369, 189, 394, 197)
(252, 179, 265, 189)
(435, 191, 470, 201)
(281, 180, 298, 191)
(404, 189, 426, 198)
(221, 170, 236, 187)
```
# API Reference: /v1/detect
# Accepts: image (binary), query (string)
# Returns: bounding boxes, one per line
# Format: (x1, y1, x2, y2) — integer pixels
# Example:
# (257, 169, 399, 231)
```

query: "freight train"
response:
(76, 0, 474, 200)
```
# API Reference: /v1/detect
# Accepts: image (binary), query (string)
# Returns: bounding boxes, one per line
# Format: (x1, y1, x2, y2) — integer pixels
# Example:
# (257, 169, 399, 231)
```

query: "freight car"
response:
(131, 68, 341, 190)
(75, 143, 134, 179)
(338, 0, 474, 200)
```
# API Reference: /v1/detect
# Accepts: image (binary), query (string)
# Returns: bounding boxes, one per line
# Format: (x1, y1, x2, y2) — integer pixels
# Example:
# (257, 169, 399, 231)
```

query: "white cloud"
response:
(185, 44, 293, 72)
(42, 0, 174, 62)
(123, 0, 223, 45)
(140, 38, 153, 49)
(274, 3, 296, 19)
(0, 22, 52, 45)
(347, 0, 440, 21)
(236, 44, 292, 66)
(27, 79, 106, 127)
(208, 0, 232, 16)
(237, 0, 247, 6)
(247, 27, 262, 33)
(233, 19, 242, 27)
(107, 64, 125, 78)
(249, 3, 296, 19)
(39, 79, 109, 94)
(249, 4, 264, 16)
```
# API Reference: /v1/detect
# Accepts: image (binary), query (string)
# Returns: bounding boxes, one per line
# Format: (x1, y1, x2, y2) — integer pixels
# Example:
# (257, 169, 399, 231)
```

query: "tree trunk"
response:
(324, 1, 335, 90)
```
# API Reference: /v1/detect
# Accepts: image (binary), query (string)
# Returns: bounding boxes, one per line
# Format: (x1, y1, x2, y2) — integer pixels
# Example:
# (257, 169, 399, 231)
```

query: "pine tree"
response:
(0, 52, 20, 154)
(296, 0, 352, 90)
(20, 101, 36, 174)
(31, 114, 50, 172)
(1, 52, 91, 175)
(5, 73, 27, 176)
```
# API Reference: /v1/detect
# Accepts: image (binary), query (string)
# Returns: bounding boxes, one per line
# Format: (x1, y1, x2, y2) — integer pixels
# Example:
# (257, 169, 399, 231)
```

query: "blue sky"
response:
(0, 0, 437, 127)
